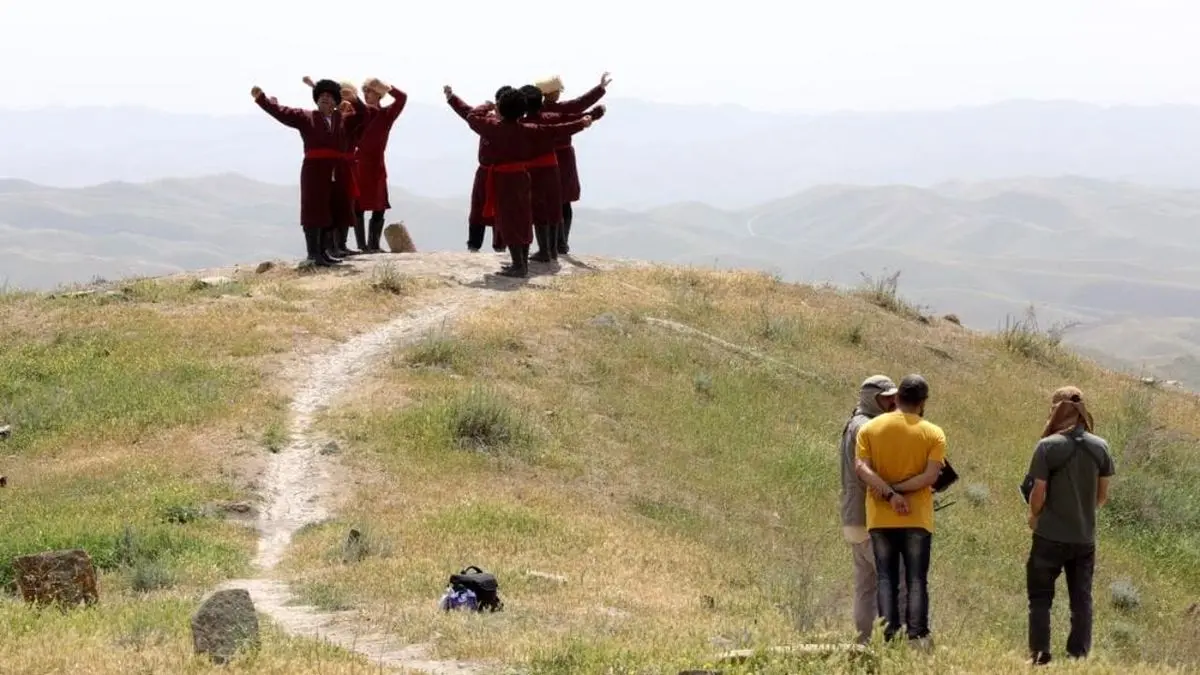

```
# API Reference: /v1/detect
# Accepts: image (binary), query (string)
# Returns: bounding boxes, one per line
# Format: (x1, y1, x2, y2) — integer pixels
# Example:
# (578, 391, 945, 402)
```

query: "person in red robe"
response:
(534, 72, 612, 254)
(351, 78, 408, 254)
(446, 86, 516, 254)
(252, 79, 367, 268)
(445, 85, 596, 278)
(516, 84, 603, 264)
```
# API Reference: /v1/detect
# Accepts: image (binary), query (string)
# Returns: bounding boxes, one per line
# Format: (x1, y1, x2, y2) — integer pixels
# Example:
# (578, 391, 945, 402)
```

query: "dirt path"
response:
(217, 252, 633, 674)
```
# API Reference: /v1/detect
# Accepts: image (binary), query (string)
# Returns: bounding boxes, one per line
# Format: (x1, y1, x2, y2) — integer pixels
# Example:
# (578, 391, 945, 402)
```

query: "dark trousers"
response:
(869, 527, 932, 640)
(1027, 534, 1095, 659)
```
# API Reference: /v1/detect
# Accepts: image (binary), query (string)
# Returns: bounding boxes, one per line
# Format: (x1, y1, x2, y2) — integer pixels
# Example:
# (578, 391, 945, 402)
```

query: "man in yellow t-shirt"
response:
(854, 374, 946, 646)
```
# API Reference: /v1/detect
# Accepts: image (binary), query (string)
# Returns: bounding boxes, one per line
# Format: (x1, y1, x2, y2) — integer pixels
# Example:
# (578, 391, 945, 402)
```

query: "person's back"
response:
(1032, 429, 1111, 545)
(858, 411, 945, 533)
(853, 374, 946, 646)
(1025, 386, 1115, 666)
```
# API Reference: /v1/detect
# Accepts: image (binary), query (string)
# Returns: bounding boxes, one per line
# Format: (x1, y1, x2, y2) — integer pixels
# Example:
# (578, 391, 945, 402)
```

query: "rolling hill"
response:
(3, 173, 1200, 388)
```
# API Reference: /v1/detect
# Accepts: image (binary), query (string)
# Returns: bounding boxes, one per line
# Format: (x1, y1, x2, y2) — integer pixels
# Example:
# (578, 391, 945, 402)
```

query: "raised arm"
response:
(537, 109, 591, 124)
(519, 117, 593, 141)
(542, 72, 611, 114)
(445, 86, 488, 122)
(251, 87, 308, 128)
(381, 85, 408, 121)
(462, 108, 499, 137)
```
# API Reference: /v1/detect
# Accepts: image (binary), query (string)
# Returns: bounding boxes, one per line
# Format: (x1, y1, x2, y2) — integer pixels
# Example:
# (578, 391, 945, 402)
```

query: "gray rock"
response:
(0, 424, 10, 440)
(587, 313, 621, 328)
(255, 261, 275, 274)
(191, 588, 260, 664)
(192, 276, 234, 290)
(320, 441, 341, 456)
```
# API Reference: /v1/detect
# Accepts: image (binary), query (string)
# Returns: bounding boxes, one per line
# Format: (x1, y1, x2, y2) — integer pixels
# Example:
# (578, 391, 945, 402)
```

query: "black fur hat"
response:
(496, 88, 527, 121)
(312, 79, 341, 105)
(518, 84, 544, 114)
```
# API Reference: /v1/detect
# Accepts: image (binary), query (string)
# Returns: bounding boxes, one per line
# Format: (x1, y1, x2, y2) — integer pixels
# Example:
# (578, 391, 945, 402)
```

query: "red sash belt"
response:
(482, 161, 528, 219)
(526, 151, 559, 168)
(304, 148, 360, 200)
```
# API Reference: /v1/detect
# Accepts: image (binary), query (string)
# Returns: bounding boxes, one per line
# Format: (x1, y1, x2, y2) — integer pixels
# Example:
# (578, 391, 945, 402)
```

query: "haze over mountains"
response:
(3, 97, 1200, 387)
(8, 99, 1200, 209)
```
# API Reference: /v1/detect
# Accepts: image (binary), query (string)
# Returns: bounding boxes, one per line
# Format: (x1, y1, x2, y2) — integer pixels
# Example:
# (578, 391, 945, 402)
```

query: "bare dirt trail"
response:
(215, 252, 636, 674)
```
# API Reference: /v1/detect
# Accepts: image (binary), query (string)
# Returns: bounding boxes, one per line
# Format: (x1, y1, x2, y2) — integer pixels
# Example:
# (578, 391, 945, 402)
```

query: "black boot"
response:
(558, 203, 573, 254)
(352, 211, 368, 253)
(320, 229, 345, 264)
(467, 222, 484, 252)
(336, 225, 359, 256)
(300, 228, 322, 268)
(530, 225, 552, 262)
(498, 245, 528, 278)
(547, 224, 560, 261)
(366, 211, 386, 252)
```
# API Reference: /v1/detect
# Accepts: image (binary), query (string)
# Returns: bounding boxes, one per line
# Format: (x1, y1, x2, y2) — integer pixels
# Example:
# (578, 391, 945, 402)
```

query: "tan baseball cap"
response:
(861, 375, 898, 397)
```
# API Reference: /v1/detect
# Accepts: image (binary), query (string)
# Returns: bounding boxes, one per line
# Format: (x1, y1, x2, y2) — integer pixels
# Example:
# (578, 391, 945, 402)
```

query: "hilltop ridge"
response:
(1, 251, 1198, 674)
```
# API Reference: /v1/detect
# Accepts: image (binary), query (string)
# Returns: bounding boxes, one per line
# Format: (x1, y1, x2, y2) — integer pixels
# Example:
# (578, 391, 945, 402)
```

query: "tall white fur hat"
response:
(534, 75, 564, 95)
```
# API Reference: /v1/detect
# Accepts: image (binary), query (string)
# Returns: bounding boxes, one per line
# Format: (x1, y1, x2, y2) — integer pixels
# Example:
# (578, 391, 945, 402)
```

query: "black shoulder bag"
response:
(448, 565, 504, 612)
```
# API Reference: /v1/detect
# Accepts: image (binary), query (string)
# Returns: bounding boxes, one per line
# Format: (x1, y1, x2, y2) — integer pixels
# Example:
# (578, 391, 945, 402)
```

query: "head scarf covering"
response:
(855, 375, 898, 418)
(1041, 385, 1094, 438)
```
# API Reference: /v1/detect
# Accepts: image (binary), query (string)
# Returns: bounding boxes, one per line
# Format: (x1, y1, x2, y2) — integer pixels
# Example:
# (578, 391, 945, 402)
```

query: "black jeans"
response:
(1027, 534, 1095, 659)
(869, 527, 932, 640)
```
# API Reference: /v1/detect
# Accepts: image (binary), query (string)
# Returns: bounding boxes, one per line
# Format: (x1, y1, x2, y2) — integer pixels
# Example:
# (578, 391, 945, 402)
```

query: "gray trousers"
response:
(851, 538, 906, 643)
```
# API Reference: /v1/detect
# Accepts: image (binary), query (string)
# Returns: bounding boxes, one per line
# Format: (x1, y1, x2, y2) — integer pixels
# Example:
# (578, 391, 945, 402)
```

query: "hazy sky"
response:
(1, 0, 1195, 115)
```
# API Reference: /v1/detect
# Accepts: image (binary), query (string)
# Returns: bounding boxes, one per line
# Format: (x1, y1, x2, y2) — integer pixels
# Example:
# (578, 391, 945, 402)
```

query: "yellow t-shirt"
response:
(855, 411, 947, 533)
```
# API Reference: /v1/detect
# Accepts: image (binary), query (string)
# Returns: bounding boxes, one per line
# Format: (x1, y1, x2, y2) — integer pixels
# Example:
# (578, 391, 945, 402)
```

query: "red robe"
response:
(522, 110, 591, 226)
(256, 94, 367, 229)
(461, 111, 590, 248)
(354, 87, 408, 212)
(540, 85, 608, 202)
(447, 94, 499, 229)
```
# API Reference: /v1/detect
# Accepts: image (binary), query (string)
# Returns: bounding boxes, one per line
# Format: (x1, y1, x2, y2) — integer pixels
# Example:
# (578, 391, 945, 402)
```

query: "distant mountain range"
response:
(7, 99, 1200, 209)
(3, 173, 1200, 389)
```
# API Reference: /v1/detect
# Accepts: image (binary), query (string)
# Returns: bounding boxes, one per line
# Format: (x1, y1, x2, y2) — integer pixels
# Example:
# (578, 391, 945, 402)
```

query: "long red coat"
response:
(447, 95, 499, 229)
(354, 87, 408, 212)
(540, 85, 607, 202)
(461, 110, 590, 248)
(522, 110, 590, 226)
(256, 94, 366, 229)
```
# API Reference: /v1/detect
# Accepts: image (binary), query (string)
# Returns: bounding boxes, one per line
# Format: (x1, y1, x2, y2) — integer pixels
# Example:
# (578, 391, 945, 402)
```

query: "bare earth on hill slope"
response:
(218, 252, 644, 674)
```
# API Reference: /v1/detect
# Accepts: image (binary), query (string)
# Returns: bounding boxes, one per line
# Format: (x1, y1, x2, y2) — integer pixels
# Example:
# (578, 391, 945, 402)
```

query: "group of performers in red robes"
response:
(251, 76, 407, 268)
(251, 71, 609, 277)
(446, 73, 610, 277)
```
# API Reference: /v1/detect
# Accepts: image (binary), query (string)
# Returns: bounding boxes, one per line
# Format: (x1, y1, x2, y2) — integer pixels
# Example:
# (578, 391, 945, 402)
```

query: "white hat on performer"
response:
(535, 75, 564, 95)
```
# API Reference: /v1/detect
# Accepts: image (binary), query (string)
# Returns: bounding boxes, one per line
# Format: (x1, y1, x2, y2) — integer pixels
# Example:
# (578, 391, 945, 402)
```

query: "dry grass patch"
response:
(0, 595, 374, 674)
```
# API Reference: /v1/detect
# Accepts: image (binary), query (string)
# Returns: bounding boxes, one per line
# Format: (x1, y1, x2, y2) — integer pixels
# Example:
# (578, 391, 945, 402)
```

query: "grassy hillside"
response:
(1, 256, 1198, 673)
(0, 262, 446, 673)
(287, 266, 1196, 673)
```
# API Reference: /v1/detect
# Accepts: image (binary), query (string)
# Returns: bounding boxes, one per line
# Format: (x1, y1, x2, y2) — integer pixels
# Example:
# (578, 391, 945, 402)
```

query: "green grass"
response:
(291, 266, 1200, 674)
(0, 326, 251, 456)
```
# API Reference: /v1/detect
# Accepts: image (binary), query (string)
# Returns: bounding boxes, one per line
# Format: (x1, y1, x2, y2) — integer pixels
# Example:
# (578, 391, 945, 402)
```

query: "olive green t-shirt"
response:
(1028, 428, 1115, 545)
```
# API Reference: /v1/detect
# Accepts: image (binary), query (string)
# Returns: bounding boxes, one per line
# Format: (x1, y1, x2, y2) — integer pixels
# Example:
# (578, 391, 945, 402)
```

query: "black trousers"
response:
(1027, 534, 1095, 659)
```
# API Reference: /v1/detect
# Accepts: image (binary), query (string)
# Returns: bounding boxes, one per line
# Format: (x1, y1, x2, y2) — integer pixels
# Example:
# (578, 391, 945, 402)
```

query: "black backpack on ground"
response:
(449, 566, 503, 612)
